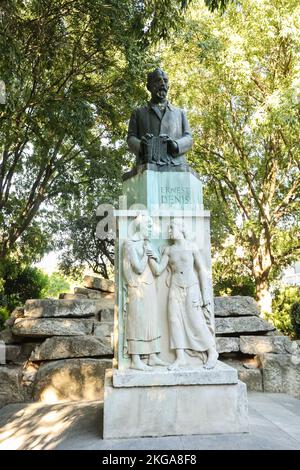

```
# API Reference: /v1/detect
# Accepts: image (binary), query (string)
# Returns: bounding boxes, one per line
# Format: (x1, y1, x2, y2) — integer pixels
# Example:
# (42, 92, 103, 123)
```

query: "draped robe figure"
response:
(148, 221, 218, 370)
(123, 237, 160, 356)
(122, 215, 168, 371)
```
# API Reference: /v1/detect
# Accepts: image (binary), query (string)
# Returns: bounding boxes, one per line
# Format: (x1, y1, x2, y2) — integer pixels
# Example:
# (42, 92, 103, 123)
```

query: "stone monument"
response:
(103, 68, 249, 438)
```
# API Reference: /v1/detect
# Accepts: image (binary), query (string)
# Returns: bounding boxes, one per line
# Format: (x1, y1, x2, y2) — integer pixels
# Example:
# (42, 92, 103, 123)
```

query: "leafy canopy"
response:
(0, 0, 189, 266)
(162, 0, 300, 309)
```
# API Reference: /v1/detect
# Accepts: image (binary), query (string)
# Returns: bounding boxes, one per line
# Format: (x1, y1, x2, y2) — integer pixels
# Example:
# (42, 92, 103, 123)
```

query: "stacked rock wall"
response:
(215, 296, 300, 396)
(1, 286, 299, 408)
(0, 275, 114, 407)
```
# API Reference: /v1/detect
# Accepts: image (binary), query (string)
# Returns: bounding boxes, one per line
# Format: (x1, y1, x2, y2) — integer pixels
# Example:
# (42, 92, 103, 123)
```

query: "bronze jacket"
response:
(127, 101, 193, 166)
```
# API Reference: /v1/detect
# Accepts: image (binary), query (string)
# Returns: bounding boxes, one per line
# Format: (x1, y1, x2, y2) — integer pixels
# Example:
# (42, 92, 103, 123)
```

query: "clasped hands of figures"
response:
(144, 244, 159, 261)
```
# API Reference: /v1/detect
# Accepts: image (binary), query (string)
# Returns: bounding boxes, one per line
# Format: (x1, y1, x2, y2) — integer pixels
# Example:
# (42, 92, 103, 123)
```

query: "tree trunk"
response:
(254, 277, 272, 316)
(251, 228, 273, 316)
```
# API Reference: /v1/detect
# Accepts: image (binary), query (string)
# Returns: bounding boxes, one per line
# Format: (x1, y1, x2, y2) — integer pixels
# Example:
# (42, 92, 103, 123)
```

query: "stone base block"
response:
(103, 369, 249, 439)
(112, 360, 238, 387)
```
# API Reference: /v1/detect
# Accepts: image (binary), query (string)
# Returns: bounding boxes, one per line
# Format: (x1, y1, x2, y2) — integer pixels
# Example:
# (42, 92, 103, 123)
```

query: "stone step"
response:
(12, 318, 94, 337)
(216, 337, 240, 354)
(30, 335, 113, 361)
(74, 286, 114, 300)
(214, 296, 259, 317)
(24, 298, 113, 318)
(240, 335, 297, 355)
(215, 316, 275, 335)
(59, 293, 87, 300)
(33, 358, 112, 402)
(83, 275, 115, 293)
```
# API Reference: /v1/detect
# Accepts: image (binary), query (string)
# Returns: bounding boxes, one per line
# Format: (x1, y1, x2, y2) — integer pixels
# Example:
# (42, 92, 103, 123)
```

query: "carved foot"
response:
(167, 359, 186, 371)
(203, 350, 218, 370)
(130, 356, 152, 371)
(130, 363, 152, 371)
(148, 355, 169, 367)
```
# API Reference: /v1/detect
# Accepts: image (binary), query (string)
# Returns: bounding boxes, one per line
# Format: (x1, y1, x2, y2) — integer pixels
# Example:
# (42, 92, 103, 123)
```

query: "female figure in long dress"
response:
(148, 220, 218, 370)
(123, 215, 168, 371)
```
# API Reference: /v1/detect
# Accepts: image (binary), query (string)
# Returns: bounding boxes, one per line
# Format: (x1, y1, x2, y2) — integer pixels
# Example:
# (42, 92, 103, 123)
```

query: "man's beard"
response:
(156, 88, 168, 100)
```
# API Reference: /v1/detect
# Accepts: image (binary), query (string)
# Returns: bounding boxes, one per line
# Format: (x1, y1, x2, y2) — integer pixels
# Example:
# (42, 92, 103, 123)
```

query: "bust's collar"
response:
(148, 100, 174, 111)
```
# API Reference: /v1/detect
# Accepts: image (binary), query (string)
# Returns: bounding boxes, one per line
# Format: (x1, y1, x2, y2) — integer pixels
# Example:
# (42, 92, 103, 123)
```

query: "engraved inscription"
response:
(160, 187, 191, 205)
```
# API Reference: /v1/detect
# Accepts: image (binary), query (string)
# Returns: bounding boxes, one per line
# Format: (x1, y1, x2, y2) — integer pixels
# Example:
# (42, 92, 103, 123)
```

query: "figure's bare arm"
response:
(194, 249, 210, 306)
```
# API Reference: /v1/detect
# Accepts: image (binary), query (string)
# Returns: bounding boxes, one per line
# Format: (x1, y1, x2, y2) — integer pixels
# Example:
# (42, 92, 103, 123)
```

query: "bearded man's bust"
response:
(127, 68, 193, 168)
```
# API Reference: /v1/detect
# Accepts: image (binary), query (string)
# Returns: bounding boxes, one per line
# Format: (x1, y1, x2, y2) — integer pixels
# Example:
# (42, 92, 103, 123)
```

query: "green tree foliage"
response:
(204, 0, 232, 11)
(54, 144, 124, 278)
(290, 301, 300, 338)
(0, 306, 9, 330)
(43, 271, 70, 298)
(57, 206, 115, 279)
(162, 0, 300, 313)
(0, 264, 74, 328)
(213, 256, 256, 297)
(0, 0, 188, 267)
(269, 286, 300, 337)
(0, 259, 49, 313)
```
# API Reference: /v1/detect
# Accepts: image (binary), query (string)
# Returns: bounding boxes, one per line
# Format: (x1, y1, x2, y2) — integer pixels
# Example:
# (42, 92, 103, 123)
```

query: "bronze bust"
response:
(127, 68, 193, 167)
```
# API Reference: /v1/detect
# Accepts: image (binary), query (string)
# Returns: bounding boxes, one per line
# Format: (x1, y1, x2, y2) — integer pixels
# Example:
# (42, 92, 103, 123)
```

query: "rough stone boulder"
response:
(59, 293, 87, 300)
(214, 296, 259, 317)
(0, 367, 24, 407)
(237, 367, 263, 392)
(24, 298, 113, 318)
(74, 286, 114, 300)
(4, 344, 22, 363)
(0, 328, 19, 344)
(258, 353, 300, 398)
(4, 306, 24, 328)
(33, 358, 112, 402)
(215, 316, 275, 335)
(93, 322, 113, 344)
(4, 343, 39, 364)
(99, 308, 114, 322)
(12, 318, 94, 337)
(222, 359, 263, 391)
(30, 335, 113, 361)
(240, 335, 297, 355)
(83, 275, 115, 293)
(216, 337, 240, 354)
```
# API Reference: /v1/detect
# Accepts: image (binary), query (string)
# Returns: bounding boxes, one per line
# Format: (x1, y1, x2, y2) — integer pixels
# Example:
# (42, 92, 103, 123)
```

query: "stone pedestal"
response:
(103, 362, 249, 439)
(103, 164, 249, 438)
(122, 164, 204, 210)
(115, 166, 213, 369)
